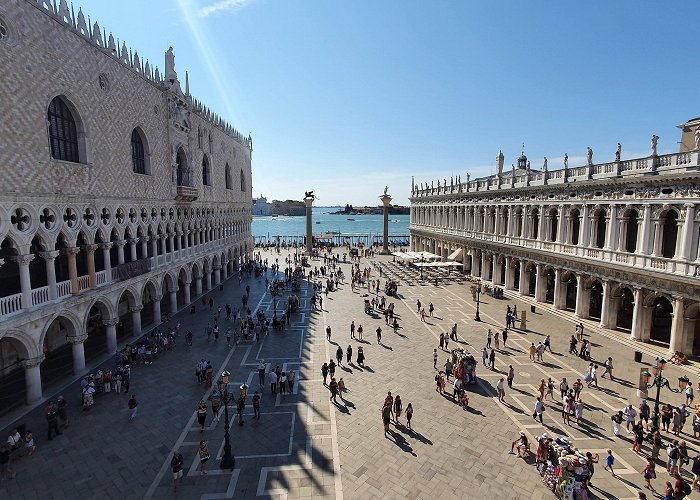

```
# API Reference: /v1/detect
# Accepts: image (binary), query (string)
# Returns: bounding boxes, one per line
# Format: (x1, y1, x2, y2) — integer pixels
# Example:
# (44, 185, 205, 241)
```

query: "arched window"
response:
(202, 155, 211, 186)
(225, 163, 232, 189)
(176, 148, 189, 186)
(131, 129, 146, 174)
(240, 169, 246, 192)
(48, 96, 80, 163)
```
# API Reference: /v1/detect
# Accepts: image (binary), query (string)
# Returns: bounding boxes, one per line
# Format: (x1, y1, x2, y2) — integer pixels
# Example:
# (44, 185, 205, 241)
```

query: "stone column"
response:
(574, 274, 586, 318)
(557, 206, 566, 243)
(153, 296, 162, 324)
(99, 242, 113, 282)
(617, 218, 628, 252)
(493, 256, 503, 285)
(195, 276, 203, 296)
(128, 239, 137, 262)
(580, 205, 591, 247)
(651, 220, 663, 256)
(605, 206, 619, 251)
(14, 254, 34, 309)
(630, 288, 644, 341)
(85, 244, 97, 289)
(537, 208, 546, 241)
(169, 288, 178, 314)
(39, 250, 59, 300)
(480, 252, 487, 279)
(214, 265, 221, 286)
(68, 334, 87, 375)
(130, 305, 143, 337)
(140, 237, 149, 259)
(22, 355, 44, 404)
(115, 239, 125, 265)
(104, 318, 119, 354)
(518, 261, 527, 295)
(222, 259, 228, 280)
(183, 280, 192, 304)
(638, 204, 651, 255)
(679, 203, 696, 260)
(522, 207, 530, 239)
(205, 271, 212, 291)
(168, 233, 175, 255)
(682, 315, 697, 354)
(534, 264, 545, 302)
(304, 196, 314, 254)
(380, 193, 392, 254)
(553, 268, 563, 309)
(66, 247, 80, 295)
(669, 297, 685, 354)
(150, 237, 157, 259)
(504, 256, 513, 290)
(599, 280, 611, 328)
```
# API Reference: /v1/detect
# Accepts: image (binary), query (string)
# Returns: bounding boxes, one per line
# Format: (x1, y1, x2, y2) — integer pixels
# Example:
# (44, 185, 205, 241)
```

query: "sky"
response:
(75, 0, 700, 206)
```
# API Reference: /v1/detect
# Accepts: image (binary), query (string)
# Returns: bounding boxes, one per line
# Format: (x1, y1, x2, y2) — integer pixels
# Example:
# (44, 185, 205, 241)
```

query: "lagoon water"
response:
(252, 207, 410, 243)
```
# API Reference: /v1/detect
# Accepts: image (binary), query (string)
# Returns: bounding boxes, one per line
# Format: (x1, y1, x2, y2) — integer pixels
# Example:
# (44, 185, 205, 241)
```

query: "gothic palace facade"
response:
(0, 0, 253, 411)
(410, 124, 700, 357)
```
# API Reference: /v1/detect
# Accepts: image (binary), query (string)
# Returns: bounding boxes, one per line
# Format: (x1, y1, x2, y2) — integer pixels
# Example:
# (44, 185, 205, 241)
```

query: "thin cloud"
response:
(199, 0, 254, 17)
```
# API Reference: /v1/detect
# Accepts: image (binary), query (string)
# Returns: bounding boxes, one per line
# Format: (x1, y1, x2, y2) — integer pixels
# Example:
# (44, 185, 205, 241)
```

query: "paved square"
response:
(2, 250, 700, 499)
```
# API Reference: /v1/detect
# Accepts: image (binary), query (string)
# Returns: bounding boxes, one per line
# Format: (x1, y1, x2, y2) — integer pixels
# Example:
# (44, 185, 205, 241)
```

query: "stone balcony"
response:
(175, 185, 199, 201)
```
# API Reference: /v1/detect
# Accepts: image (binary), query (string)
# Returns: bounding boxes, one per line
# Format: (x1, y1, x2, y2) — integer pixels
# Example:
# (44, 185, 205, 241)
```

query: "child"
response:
(24, 430, 35, 456)
(603, 449, 616, 476)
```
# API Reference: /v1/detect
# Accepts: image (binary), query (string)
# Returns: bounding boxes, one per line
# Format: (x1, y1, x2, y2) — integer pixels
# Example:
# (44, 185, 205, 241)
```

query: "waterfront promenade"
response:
(1, 249, 699, 499)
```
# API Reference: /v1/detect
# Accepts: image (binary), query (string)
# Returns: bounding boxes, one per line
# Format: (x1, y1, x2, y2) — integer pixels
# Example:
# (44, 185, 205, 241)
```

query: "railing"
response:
(0, 293, 22, 316)
(56, 280, 72, 298)
(95, 270, 107, 286)
(650, 258, 670, 271)
(77, 275, 90, 291)
(31, 286, 50, 306)
(615, 253, 628, 263)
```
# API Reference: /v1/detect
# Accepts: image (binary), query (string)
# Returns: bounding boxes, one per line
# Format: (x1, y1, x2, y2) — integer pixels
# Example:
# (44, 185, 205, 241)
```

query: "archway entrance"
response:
(544, 269, 555, 304)
(528, 265, 537, 296)
(141, 281, 157, 327)
(85, 301, 111, 362)
(0, 337, 29, 415)
(513, 261, 520, 290)
(649, 296, 672, 345)
(565, 274, 577, 311)
(42, 316, 76, 387)
(117, 291, 136, 340)
(616, 288, 634, 330)
(589, 281, 603, 319)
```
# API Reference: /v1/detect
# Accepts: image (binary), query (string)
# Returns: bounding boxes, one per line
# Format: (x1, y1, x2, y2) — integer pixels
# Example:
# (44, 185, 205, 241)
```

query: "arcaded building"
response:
(0, 0, 253, 411)
(410, 123, 700, 356)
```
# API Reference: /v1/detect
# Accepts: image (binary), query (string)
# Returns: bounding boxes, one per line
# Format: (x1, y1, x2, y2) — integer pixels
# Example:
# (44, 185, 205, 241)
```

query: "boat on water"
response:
(347, 218, 355, 221)
(315, 221, 321, 224)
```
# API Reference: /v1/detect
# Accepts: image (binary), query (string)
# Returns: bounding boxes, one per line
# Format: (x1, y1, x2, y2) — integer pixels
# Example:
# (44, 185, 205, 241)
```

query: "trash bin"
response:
(634, 351, 642, 363)
(530, 305, 536, 313)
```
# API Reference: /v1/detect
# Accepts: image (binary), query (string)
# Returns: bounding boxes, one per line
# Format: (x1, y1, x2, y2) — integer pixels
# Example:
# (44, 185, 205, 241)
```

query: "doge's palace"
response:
(0, 0, 253, 411)
(410, 122, 700, 358)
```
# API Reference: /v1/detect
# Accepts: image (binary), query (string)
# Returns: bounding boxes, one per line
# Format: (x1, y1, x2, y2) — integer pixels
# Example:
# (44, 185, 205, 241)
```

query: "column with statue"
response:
(304, 191, 314, 254)
(380, 186, 392, 254)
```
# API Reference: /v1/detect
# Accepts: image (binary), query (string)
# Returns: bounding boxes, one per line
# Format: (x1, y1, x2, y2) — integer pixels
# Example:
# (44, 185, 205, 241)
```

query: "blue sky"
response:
(78, 0, 700, 205)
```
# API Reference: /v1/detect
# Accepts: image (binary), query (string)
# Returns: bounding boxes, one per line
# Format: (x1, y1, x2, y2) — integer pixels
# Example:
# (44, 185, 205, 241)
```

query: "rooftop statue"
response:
(587, 147, 593, 165)
(651, 135, 659, 156)
(304, 191, 314, 199)
(615, 143, 621, 162)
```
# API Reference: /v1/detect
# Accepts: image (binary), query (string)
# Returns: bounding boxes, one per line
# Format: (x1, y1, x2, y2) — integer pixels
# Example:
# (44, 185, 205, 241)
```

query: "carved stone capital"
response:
(98, 242, 113, 251)
(129, 305, 144, 313)
(13, 254, 35, 266)
(84, 244, 98, 254)
(39, 250, 60, 261)
(64, 247, 81, 256)
(66, 334, 88, 345)
(21, 355, 45, 369)
(103, 318, 120, 327)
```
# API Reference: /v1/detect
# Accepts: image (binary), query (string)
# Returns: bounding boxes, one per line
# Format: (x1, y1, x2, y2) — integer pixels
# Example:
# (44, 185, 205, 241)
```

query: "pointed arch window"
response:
(48, 96, 80, 163)
(202, 155, 211, 186)
(131, 129, 146, 174)
(225, 163, 232, 189)
(240, 169, 246, 192)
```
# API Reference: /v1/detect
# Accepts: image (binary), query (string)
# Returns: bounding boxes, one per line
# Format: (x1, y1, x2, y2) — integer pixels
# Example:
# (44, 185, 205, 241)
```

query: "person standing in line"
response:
(489, 349, 496, 370)
(171, 450, 184, 490)
(559, 378, 569, 400)
(258, 360, 266, 388)
(357, 347, 365, 367)
(321, 363, 329, 385)
(494, 331, 500, 350)
(357, 324, 363, 341)
(199, 440, 209, 475)
(433, 349, 439, 369)
(405, 403, 413, 430)
(507, 365, 514, 388)
(46, 401, 61, 440)
(252, 391, 261, 419)
(279, 372, 287, 395)
(497, 377, 506, 403)
(210, 392, 222, 424)
(128, 394, 138, 421)
(444, 332, 450, 351)
(329, 360, 336, 379)
(346, 345, 353, 365)
(350, 321, 355, 339)
(268, 370, 279, 394)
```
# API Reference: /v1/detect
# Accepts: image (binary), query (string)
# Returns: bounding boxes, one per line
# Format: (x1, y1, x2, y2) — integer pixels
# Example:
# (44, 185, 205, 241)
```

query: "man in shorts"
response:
(171, 450, 184, 490)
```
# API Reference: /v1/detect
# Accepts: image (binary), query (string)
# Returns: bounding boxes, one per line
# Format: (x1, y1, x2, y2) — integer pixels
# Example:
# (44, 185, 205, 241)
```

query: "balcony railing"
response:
(0, 293, 22, 316)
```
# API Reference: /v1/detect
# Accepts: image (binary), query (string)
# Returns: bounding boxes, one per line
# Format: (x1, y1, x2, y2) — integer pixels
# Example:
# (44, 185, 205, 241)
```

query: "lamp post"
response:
(474, 284, 482, 322)
(219, 371, 236, 470)
(641, 358, 688, 415)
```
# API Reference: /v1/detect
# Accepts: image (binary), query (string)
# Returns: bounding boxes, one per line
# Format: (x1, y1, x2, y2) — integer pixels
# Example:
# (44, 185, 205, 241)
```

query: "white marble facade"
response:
(410, 132, 700, 357)
(0, 0, 253, 406)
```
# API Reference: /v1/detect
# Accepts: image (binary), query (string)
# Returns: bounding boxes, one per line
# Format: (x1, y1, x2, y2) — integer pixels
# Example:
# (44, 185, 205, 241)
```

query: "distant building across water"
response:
(252, 195, 271, 215)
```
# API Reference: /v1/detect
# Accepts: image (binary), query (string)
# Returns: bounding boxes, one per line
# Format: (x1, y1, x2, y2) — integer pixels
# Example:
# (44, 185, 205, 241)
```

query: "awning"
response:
(447, 248, 463, 262)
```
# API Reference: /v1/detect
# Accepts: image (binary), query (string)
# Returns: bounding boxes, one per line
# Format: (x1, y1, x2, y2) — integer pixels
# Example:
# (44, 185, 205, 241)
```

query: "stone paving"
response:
(2, 249, 700, 499)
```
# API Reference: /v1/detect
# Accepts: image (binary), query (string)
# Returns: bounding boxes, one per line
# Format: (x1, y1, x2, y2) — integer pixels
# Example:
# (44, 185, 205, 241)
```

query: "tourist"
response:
(338, 378, 346, 403)
(199, 440, 209, 475)
(488, 349, 496, 370)
(532, 397, 545, 423)
(406, 403, 413, 429)
(210, 392, 222, 424)
(632, 421, 645, 454)
(529, 342, 536, 361)
(279, 372, 287, 394)
(497, 377, 506, 402)
(196, 400, 208, 432)
(171, 450, 184, 490)
(611, 410, 623, 437)
(481, 348, 488, 366)
(346, 345, 352, 365)
(559, 378, 569, 400)
(128, 394, 138, 421)
(494, 331, 500, 350)
(329, 359, 336, 378)
(393, 395, 403, 423)
(376, 326, 382, 344)
(329, 377, 339, 403)
(326, 325, 332, 341)
(536, 342, 544, 362)
(382, 403, 392, 437)
(569, 335, 578, 355)
(691, 451, 700, 492)
(429, 302, 434, 317)
(502, 329, 507, 347)
(507, 365, 514, 388)
(575, 398, 584, 425)
(668, 440, 680, 475)
(487, 329, 492, 349)
(357, 347, 365, 367)
(651, 431, 663, 461)
(544, 378, 554, 401)
(639, 399, 650, 429)
(357, 324, 363, 340)
(236, 396, 245, 425)
(603, 449, 616, 476)
(46, 401, 60, 440)
(0, 443, 15, 481)
(287, 369, 295, 392)
(350, 321, 355, 339)
(248, 390, 259, 420)
(544, 335, 552, 352)
(336, 346, 343, 365)
(602, 357, 614, 379)
(258, 359, 266, 387)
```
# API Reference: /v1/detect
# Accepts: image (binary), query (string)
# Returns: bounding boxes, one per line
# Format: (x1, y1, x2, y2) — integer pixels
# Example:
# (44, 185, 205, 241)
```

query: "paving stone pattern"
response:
(2, 250, 700, 499)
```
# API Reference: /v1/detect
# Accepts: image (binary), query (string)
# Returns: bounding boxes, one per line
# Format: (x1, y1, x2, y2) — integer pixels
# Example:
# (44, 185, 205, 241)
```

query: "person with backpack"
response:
(601, 357, 614, 380)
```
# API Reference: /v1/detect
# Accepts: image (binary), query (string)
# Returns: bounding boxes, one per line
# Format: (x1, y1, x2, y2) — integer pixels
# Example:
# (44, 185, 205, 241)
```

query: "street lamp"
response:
(219, 371, 236, 470)
(640, 358, 688, 415)
(474, 284, 482, 322)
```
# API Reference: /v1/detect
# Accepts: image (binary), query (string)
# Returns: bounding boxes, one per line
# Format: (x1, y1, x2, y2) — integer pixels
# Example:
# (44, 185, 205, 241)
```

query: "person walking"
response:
(406, 403, 413, 429)
(533, 397, 545, 423)
(488, 349, 496, 370)
(502, 329, 508, 347)
(494, 331, 500, 350)
(46, 401, 61, 440)
(376, 326, 382, 344)
(258, 360, 266, 388)
(236, 395, 245, 426)
(529, 342, 536, 361)
(128, 394, 138, 421)
(544, 335, 552, 352)
(559, 378, 569, 400)
(252, 391, 261, 419)
(279, 372, 287, 395)
(329, 377, 339, 403)
(338, 378, 346, 403)
(350, 321, 355, 339)
(642, 456, 656, 491)
(497, 377, 506, 403)
(357, 347, 365, 367)
(357, 324, 363, 341)
(346, 345, 352, 365)
(429, 302, 434, 317)
(210, 392, 222, 424)
(603, 449, 616, 476)
(326, 325, 332, 342)
(487, 329, 492, 349)
(382, 403, 392, 436)
(197, 400, 208, 432)
(336, 346, 343, 366)
(602, 357, 614, 379)
(329, 359, 336, 379)
(198, 440, 209, 476)
(444, 332, 450, 351)
(433, 349, 439, 369)
(287, 369, 295, 392)
(482, 347, 488, 366)
(171, 450, 184, 491)
(507, 365, 514, 388)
